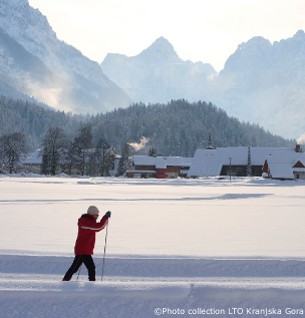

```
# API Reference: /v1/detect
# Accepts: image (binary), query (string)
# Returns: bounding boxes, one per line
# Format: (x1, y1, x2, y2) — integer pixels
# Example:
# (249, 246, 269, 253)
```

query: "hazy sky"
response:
(29, 0, 305, 71)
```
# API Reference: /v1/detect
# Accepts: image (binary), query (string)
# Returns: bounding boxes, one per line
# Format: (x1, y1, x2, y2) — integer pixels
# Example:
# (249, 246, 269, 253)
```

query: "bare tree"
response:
(0, 132, 27, 173)
(71, 124, 93, 175)
(41, 127, 67, 175)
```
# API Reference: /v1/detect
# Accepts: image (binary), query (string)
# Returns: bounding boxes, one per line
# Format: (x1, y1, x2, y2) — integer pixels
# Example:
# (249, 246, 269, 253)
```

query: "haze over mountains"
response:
(0, 0, 305, 140)
(0, 0, 131, 113)
(101, 37, 216, 104)
(101, 31, 305, 140)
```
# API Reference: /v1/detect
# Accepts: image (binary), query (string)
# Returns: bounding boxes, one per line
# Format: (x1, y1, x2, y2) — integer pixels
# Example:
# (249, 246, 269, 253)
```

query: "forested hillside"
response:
(0, 96, 82, 148)
(0, 97, 293, 157)
(91, 100, 292, 156)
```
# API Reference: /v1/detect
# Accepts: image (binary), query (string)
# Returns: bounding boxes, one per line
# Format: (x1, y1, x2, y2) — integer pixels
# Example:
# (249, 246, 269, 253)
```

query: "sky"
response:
(28, 0, 305, 72)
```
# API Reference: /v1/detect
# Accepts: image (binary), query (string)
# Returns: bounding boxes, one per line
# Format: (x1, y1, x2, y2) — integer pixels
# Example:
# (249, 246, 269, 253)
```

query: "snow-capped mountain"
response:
(1, 0, 304, 138)
(0, 26, 50, 100)
(213, 30, 305, 139)
(101, 32, 305, 139)
(101, 37, 216, 103)
(0, 0, 131, 113)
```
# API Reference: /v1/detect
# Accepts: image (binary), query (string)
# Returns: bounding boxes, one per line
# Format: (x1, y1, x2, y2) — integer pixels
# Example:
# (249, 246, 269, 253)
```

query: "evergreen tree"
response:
(71, 124, 93, 175)
(148, 147, 157, 157)
(117, 142, 131, 176)
(247, 146, 252, 176)
(262, 159, 270, 178)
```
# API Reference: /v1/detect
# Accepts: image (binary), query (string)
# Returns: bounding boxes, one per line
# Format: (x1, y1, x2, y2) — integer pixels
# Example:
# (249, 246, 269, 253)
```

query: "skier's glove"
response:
(105, 211, 111, 218)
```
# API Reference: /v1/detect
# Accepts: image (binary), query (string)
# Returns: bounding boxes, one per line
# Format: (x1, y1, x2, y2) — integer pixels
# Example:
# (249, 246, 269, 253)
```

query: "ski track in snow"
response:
(1, 255, 305, 317)
(1, 177, 305, 317)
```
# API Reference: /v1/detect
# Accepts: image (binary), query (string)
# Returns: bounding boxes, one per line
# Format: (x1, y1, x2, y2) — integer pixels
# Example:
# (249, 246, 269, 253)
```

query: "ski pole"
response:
(76, 264, 82, 281)
(101, 220, 109, 281)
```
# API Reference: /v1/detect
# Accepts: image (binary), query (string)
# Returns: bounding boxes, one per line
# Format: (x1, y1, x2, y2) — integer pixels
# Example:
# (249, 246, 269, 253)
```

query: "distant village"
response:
(21, 143, 305, 181)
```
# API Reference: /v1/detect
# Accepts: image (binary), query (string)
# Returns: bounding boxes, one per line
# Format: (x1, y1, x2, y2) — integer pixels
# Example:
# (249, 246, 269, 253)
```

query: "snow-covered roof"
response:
(188, 146, 305, 178)
(166, 156, 193, 167)
(126, 169, 156, 174)
(269, 163, 293, 179)
(267, 148, 305, 179)
(133, 155, 192, 169)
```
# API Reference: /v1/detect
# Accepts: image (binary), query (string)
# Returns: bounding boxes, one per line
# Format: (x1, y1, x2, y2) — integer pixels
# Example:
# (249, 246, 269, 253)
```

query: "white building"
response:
(188, 146, 305, 180)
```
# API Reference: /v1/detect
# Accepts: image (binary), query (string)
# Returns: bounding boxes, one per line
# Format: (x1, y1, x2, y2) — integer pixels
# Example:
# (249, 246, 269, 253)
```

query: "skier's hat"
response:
(87, 205, 99, 215)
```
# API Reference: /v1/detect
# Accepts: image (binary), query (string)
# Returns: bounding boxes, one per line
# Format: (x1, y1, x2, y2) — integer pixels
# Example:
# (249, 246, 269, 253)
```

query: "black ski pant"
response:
(63, 255, 96, 281)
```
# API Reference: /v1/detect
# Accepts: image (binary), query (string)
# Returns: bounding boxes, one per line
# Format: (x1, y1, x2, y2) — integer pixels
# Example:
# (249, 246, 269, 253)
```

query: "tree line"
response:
(0, 124, 131, 176)
(40, 125, 119, 176)
(0, 96, 294, 175)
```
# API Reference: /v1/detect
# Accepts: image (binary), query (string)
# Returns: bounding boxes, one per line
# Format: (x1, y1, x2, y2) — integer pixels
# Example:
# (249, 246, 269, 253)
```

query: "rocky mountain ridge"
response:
(101, 31, 305, 139)
(1, 0, 304, 139)
(0, 0, 131, 113)
(101, 37, 216, 103)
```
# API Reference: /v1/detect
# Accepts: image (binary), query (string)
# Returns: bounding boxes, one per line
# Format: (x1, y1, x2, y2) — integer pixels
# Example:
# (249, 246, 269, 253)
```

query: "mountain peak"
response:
(152, 36, 174, 50)
(222, 36, 272, 73)
(239, 36, 272, 51)
(293, 29, 305, 40)
(138, 37, 179, 62)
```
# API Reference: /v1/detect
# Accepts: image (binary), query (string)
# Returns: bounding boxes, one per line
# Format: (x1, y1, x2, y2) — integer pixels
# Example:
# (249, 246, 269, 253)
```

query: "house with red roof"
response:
(127, 155, 192, 178)
(292, 160, 305, 180)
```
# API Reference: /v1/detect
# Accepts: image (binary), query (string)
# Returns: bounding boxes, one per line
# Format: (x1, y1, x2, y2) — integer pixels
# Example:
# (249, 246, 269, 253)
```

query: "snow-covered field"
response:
(1, 176, 305, 317)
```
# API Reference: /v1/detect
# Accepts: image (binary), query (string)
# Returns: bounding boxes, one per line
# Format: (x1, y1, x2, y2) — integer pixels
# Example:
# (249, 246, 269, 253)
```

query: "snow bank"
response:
(1, 255, 305, 318)
(2, 283, 305, 318)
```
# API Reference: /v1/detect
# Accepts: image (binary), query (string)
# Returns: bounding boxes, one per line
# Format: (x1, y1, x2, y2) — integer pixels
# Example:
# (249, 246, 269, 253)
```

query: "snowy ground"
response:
(1, 176, 305, 317)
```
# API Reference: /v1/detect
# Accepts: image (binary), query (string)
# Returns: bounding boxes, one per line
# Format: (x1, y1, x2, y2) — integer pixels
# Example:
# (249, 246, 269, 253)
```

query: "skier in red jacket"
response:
(62, 206, 111, 281)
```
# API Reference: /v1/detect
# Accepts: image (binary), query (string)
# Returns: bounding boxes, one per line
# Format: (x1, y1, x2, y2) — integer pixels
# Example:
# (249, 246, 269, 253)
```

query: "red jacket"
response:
(74, 214, 108, 255)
